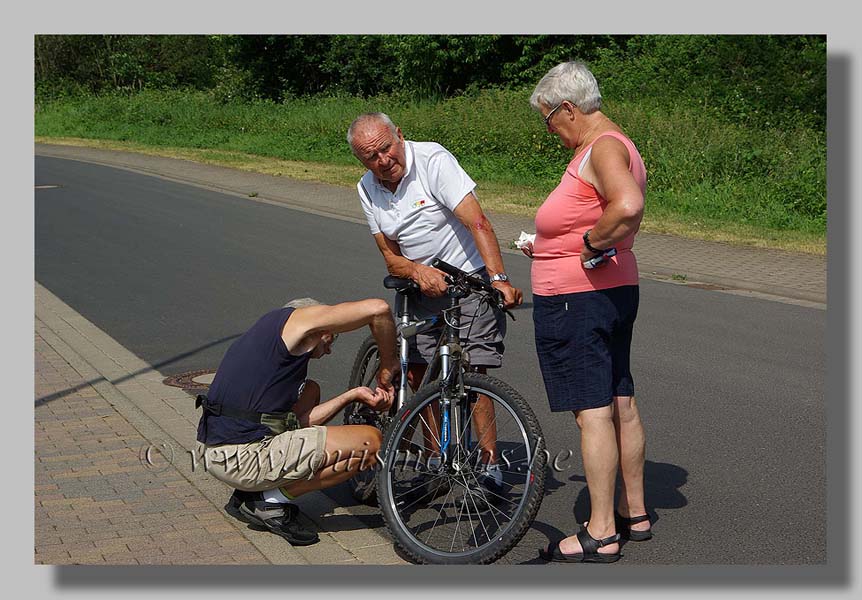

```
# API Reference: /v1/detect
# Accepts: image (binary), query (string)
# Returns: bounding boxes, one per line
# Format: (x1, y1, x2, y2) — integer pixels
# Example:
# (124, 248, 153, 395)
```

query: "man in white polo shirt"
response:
(347, 112, 523, 505)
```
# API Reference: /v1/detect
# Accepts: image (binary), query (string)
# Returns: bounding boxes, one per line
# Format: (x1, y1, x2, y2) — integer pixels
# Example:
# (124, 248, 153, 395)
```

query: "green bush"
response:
(36, 35, 825, 133)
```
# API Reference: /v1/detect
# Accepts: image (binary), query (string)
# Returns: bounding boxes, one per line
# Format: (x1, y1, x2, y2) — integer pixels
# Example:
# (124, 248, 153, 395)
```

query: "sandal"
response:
(615, 511, 652, 541)
(540, 524, 621, 563)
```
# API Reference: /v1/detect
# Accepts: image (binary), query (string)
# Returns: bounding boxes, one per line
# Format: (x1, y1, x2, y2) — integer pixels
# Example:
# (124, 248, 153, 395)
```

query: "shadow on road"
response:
(570, 459, 689, 526)
(35, 333, 240, 407)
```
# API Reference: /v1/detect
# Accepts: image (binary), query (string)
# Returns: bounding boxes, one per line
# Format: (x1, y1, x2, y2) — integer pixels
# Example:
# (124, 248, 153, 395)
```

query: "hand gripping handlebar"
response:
(430, 258, 515, 320)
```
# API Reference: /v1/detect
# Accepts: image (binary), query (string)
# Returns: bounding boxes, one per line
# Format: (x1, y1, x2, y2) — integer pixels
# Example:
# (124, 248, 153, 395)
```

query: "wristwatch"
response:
(583, 229, 603, 254)
(490, 273, 510, 283)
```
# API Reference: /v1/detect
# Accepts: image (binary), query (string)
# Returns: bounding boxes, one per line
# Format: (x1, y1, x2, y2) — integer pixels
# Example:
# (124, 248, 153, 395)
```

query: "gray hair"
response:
(530, 61, 602, 115)
(346, 112, 399, 150)
(284, 297, 323, 309)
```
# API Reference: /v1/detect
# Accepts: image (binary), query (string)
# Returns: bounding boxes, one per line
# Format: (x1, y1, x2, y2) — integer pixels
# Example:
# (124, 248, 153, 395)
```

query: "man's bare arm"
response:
(371, 232, 449, 297)
(452, 194, 523, 307)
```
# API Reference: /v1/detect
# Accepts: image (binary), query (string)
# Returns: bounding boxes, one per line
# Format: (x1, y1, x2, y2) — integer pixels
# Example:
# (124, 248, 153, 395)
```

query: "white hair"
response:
(284, 297, 323, 309)
(530, 61, 602, 114)
(346, 112, 399, 150)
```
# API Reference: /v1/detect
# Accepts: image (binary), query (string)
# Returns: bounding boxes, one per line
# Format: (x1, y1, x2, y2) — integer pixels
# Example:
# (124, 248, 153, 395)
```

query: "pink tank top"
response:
(531, 131, 646, 295)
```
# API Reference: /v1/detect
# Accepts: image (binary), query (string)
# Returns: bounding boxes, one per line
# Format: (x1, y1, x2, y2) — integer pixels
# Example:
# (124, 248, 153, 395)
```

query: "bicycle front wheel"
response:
(377, 373, 546, 564)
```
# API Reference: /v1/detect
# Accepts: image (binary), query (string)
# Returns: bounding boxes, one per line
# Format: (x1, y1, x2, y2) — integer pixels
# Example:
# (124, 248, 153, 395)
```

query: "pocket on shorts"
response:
(532, 295, 569, 344)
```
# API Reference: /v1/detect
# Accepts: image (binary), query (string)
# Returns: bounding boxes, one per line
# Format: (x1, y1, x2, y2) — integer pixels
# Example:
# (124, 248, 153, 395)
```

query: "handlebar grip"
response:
(431, 257, 516, 319)
(430, 258, 461, 278)
(431, 258, 498, 295)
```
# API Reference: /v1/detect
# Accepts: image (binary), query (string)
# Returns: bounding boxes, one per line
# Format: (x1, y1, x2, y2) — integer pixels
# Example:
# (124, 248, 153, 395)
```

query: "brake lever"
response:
(491, 289, 516, 321)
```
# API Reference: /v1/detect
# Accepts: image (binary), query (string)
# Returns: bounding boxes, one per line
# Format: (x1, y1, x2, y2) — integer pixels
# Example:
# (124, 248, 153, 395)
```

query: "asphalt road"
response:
(35, 156, 826, 565)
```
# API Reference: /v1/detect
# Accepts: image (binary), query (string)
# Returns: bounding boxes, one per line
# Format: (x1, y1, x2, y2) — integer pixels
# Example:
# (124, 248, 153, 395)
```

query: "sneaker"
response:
(397, 470, 451, 508)
(456, 472, 507, 513)
(479, 470, 507, 500)
(224, 490, 319, 546)
(224, 489, 253, 520)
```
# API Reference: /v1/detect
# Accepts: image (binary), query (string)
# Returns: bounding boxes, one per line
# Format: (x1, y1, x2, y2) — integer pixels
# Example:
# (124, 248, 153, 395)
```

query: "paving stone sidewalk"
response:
(34, 321, 268, 565)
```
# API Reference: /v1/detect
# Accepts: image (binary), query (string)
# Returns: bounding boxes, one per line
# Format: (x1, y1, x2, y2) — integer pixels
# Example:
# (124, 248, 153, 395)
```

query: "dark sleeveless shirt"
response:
(196, 307, 311, 445)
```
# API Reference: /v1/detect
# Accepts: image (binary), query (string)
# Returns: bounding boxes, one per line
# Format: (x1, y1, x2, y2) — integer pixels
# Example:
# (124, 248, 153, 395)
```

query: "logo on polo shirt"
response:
(411, 199, 428, 209)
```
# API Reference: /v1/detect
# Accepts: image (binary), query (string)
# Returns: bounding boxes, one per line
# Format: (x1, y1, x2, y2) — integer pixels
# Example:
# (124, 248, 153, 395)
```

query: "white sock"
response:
(484, 463, 503, 485)
(263, 488, 293, 504)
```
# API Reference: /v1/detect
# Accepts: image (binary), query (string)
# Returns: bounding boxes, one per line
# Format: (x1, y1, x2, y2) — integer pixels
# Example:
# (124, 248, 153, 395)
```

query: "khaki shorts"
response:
(195, 425, 328, 492)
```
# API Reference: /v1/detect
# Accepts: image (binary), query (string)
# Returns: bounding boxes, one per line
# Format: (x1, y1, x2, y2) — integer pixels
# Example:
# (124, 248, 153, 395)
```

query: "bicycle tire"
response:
(377, 372, 546, 564)
(343, 334, 383, 504)
(348, 334, 380, 390)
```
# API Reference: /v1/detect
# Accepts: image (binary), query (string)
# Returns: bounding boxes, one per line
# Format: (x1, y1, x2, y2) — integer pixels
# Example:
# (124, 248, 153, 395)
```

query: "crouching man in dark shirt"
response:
(195, 297, 397, 545)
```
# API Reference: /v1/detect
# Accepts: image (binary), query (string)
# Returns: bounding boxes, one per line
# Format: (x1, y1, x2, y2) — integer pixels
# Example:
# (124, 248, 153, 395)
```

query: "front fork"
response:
(397, 293, 411, 411)
(438, 300, 465, 468)
(439, 344, 453, 459)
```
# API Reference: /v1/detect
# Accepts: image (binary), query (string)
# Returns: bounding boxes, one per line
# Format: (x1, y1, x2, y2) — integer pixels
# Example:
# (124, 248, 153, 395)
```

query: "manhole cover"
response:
(163, 369, 217, 397)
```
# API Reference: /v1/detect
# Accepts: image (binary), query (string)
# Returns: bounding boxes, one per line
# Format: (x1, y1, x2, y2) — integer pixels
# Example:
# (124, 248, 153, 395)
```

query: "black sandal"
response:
(540, 525, 621, 563)
(615, 511, 653, 541)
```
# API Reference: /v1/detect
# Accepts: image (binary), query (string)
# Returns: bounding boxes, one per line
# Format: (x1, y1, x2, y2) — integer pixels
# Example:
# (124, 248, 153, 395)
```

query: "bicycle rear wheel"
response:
(343, 335, 385, 504)
(377, 373, 546, 564)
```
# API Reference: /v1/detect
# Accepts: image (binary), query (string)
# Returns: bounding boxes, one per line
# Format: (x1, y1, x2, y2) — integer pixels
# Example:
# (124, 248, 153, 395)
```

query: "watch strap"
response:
(583, 230, 603, 254)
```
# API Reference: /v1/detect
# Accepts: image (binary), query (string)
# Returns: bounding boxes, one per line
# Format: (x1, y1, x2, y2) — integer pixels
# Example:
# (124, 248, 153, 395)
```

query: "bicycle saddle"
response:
(383, 276, 419, 291)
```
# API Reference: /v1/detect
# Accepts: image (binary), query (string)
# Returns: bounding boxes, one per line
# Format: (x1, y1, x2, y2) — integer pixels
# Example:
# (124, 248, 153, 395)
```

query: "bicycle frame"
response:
(374, 261, 545, 564)
(390, 271, 485, 469)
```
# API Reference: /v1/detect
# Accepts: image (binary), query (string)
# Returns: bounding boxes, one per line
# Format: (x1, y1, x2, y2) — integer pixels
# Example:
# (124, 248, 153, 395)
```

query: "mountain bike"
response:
(343, 258, 546, 564)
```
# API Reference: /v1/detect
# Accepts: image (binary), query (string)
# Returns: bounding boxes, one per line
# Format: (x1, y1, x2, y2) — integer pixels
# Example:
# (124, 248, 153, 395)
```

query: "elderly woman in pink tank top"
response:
(523, 61, 652, 564)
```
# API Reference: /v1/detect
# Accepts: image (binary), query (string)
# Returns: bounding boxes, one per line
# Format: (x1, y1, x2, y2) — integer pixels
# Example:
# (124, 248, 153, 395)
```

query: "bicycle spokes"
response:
(379, 376, 543, 562)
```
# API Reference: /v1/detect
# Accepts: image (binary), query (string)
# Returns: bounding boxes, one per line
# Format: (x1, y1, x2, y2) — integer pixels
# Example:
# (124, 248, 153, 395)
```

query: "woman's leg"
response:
(613, 395, 649, 532)
(558, 405, 620, 556)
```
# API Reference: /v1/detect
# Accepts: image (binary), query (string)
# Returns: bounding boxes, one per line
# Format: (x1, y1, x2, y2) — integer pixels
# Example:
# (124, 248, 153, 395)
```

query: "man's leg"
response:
(407, 363, 427, 393)
(222, 380, 321, 506)
(557, 405, 620, 557)
(394, 363, 451, 503)
(280, 424, 382, 497)
(408, 363, 498, 466)
(408, 363, 443, 462)
(612, 395, 649, 533)
(224, 425, 382, 546)
(469, 366, 499, 468)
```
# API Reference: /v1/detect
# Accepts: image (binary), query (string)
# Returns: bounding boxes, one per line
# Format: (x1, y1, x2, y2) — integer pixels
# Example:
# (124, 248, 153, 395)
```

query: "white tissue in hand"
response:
(513, 231, 536, 249)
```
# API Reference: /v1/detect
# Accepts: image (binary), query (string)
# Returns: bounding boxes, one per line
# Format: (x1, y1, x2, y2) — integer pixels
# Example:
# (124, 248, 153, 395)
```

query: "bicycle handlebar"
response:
(430, 258, 514, 321)
(431, 258, 498, 296)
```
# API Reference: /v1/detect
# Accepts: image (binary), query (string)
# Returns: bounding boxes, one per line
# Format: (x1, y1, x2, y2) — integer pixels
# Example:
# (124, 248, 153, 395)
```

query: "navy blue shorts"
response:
(533, 286, 639, 412)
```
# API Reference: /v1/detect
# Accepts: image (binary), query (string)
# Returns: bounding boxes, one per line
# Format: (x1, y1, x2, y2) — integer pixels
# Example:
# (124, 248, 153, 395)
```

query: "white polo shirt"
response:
(357, 141, 484, 272)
